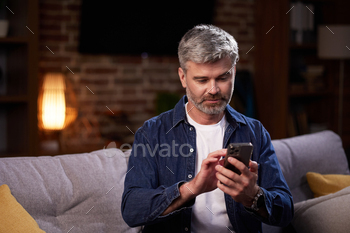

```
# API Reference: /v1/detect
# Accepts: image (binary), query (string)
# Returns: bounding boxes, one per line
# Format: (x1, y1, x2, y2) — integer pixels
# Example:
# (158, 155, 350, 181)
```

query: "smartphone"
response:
(224, 143, 253, 175)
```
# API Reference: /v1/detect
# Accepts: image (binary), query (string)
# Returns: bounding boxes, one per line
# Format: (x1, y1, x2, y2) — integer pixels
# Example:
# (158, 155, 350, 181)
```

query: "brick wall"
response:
(39, 0, 255, 152)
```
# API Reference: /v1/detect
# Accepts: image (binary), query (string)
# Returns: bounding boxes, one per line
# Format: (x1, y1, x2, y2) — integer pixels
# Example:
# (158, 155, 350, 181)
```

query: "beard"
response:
(186, 85, 234, 115)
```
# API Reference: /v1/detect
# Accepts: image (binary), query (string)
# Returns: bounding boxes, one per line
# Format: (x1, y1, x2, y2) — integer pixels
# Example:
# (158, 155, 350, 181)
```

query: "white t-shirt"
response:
(186, 104, 234, 233)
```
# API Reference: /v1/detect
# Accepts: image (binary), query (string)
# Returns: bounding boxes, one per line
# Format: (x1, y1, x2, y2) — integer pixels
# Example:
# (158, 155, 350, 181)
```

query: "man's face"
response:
(178, 57, 235, 115)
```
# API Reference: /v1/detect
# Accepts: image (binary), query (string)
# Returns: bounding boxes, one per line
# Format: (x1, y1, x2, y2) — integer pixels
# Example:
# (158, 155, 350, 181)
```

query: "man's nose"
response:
(207, 80, 219, 95)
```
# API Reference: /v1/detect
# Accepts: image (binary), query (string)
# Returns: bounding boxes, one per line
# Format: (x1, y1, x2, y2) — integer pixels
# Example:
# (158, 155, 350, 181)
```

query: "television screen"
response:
(79, 0, 215, 55)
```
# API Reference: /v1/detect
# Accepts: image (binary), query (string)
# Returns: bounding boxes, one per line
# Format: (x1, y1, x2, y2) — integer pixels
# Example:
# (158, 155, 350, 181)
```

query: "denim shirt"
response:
(122, 96, 294, 233)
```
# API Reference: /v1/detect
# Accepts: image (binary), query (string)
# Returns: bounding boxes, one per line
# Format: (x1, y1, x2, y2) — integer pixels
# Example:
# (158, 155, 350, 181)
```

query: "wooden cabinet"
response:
(0, 0, 38, 156)
(255, 0, 350, 149)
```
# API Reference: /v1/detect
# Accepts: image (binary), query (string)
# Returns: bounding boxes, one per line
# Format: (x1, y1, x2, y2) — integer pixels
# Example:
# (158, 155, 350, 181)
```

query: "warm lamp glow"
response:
(42, 74, 66, 130)
(38, 73, 77, 131)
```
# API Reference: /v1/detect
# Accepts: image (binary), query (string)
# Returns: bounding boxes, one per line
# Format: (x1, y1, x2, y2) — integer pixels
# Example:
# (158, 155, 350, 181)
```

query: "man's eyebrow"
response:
(193, 76, 208, 80)
(216, 66, 234, 78)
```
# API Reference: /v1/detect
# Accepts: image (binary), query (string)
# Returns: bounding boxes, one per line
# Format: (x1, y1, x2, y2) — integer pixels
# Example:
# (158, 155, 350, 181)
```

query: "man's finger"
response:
(216, 172, 237, 188)
(215, 164, 240, 182)
(208, 149, 227, 159)
(203, 157, 219, 166)
(249, 160, 259, 174)
(228, 157, 249, 175)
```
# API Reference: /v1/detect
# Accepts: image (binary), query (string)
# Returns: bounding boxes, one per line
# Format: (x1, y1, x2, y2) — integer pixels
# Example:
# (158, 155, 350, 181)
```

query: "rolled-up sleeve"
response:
(121, 128, 190, 227)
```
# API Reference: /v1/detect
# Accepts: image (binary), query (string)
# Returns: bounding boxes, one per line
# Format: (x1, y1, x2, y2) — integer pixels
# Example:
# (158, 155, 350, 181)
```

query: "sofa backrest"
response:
(1, 130, 347, 232)
(0, 148, 140, 233)
(271, 130, 349, 203)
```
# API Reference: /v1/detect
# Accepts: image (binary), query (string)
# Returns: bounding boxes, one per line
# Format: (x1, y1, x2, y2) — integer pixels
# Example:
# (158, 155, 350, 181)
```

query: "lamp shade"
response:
(38, 73, 77, 131)
(318, 25, 350, 59)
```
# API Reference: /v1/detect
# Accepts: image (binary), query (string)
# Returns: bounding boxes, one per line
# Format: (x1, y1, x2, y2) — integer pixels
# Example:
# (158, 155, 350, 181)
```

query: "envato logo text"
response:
(103, 140, 193, 158)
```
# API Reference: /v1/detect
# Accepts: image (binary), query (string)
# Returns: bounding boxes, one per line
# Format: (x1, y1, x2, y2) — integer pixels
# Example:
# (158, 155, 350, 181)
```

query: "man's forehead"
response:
(185, 58, 233, 74)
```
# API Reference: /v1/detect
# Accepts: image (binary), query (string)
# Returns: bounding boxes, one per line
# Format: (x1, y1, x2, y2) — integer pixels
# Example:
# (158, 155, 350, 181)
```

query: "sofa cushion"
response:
(271, 130, 350, 203)
(0, 184, 46, 233)
(0, 148, 140, 233)
(306, 172, 350, 197)
(292, 186, 350, 233)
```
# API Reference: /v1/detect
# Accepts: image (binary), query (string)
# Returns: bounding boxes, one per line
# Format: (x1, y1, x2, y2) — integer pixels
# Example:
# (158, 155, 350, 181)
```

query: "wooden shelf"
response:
(288, 89, 332, 97)
(0, 95, 28, 103)
(0, 0, 39, 157)
(289, 43, 317, 50)
(0, 150, 30, 157)
(0, 37, 28, 44)
(255, 0, 350, 144)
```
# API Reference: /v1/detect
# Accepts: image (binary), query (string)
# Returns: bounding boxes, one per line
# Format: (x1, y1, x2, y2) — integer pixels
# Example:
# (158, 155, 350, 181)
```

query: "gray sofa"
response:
(262, 130, 350, 233)
(0, 130, 349, 232)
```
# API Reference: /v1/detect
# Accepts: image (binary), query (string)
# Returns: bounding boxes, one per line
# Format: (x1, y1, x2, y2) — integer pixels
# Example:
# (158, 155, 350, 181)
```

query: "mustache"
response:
(201, 94, 226, 102)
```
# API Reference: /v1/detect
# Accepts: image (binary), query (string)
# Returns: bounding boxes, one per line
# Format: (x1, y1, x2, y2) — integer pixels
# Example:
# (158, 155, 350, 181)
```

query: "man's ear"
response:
(178, 67, 187, 88)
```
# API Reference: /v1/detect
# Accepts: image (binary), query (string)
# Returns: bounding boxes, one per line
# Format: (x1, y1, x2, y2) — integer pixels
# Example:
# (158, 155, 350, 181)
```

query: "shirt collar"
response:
(173, 95, 247, 127)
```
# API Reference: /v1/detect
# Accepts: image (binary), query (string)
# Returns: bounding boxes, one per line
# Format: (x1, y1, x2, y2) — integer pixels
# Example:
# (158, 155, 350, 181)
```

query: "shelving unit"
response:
(255, 0, 350, 149)
(0, 0, 38, 156)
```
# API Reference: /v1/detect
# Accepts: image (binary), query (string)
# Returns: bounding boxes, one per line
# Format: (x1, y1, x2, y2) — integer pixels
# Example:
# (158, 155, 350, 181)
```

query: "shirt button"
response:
(185, 227, 189, 231)
(190, 148, 194, 153)
(188, 174, 192, 179)
(189, 127, 193, 131)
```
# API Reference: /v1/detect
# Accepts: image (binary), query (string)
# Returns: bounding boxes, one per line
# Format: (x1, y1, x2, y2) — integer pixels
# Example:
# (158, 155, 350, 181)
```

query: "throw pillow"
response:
(306, 172, 350, 197)
(0, 184, 46, 233)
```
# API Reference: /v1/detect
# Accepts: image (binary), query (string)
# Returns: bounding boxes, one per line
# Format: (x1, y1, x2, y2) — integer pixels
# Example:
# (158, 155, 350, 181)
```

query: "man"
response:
(122, 24, 293, 233)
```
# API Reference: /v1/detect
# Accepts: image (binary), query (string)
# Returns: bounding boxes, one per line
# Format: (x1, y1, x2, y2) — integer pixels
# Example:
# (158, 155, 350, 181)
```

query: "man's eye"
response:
(198, 80, 207, 83)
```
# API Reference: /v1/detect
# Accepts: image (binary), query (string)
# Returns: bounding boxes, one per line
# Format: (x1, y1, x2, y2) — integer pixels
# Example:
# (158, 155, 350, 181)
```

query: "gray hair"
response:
(178, 24, 239, 73)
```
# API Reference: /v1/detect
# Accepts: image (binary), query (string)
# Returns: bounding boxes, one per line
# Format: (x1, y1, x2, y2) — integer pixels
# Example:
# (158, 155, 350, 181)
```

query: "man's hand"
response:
(187, 149, 226, 195)
(215, 157, 259, 207)
(161, 149, 226, 216)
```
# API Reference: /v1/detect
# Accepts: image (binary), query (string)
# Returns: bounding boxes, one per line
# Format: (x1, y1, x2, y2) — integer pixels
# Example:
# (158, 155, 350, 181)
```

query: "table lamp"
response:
(38, 73, 77, 152)
(318, 25, 350, 136)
